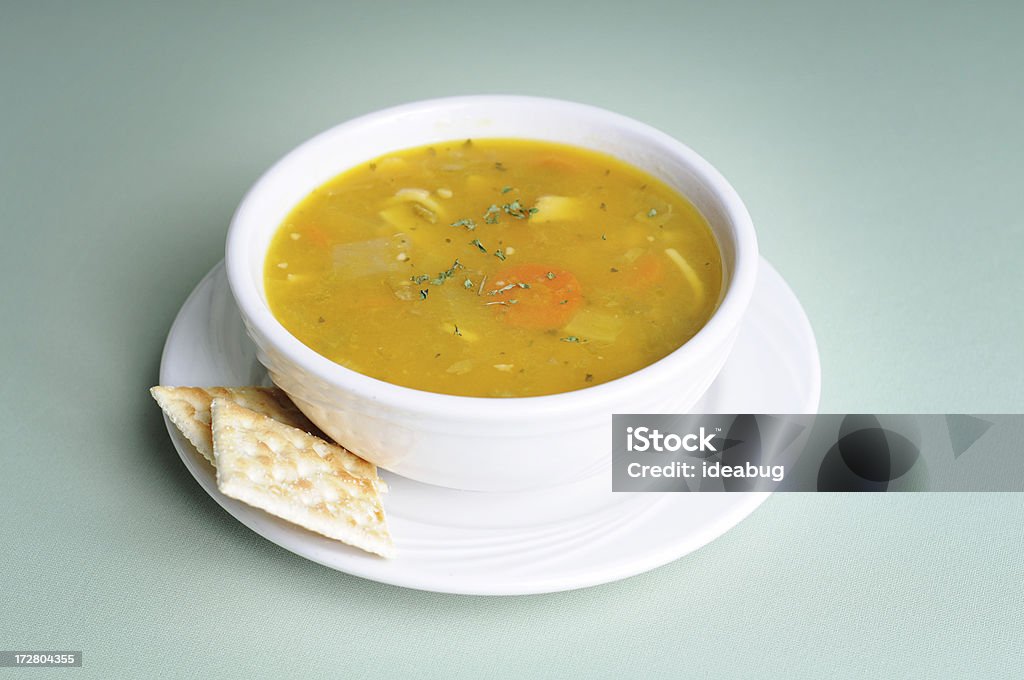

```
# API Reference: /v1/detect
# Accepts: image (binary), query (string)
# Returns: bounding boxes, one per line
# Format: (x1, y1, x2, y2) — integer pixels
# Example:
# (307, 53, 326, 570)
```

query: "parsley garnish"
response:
(454, 325, 462, 336)
(488, 282, 530, 296)
(546, 272, 556, 279)
(483, 200, 537, 223)
(414, 259, 464, 286)
(435, 259, 464, 284)
(494, 249, 506, 261)
(561, 336, 583, 343)
(503, 200, 529, 220)
(483, 204, 501, 224)
(451, 218, 477, 231)
(463, 278, 474, 289)
(647, 208, 658, 218)
(419, 289, 429, 300)
(501, 186, 513, 194)
(470, 238, 488, 253)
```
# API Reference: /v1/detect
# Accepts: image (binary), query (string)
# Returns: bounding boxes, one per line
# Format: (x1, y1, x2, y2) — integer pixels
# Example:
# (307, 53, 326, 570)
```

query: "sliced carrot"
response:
(302, 225, 331, 249)
(622, 252, 664, 288)
(534, 155, 581, 174)
(486, 264, 582, 330)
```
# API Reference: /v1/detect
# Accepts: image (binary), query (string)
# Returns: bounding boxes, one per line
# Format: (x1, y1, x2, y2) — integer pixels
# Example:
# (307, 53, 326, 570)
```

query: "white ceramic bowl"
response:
(226, 96, 758, 491)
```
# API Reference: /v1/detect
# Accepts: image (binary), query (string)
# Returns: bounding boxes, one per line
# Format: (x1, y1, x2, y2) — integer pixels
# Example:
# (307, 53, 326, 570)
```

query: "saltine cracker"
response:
(210, 398, 394, 558)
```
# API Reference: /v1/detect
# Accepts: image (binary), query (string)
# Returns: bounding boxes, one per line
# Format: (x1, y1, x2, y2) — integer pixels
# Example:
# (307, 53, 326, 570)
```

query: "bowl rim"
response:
(226, 95, 758, 420)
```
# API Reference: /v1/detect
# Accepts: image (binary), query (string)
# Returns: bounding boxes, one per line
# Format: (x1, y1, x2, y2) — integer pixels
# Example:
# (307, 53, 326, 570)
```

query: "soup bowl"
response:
(226, 95, 757, 491)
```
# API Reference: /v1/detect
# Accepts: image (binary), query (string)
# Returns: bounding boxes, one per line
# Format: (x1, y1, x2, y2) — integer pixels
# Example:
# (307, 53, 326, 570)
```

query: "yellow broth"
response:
(264, 139, 723, 397)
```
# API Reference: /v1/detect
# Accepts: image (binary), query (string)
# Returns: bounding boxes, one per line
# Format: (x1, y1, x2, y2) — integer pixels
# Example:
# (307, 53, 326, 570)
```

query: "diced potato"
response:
(562, 308, 625, 343)
(531, 196, 581, 224)
(389, 187, 444, 214)
(382, 188, 445, 229)
(379, 202, 441, 230)
(375, 157, 408, 175)
(379, 206, 419, 231)
(445, 359, 474, 375)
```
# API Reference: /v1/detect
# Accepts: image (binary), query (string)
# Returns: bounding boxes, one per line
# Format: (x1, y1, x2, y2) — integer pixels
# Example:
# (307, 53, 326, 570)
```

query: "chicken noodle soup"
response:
(264, 139, 723, 397)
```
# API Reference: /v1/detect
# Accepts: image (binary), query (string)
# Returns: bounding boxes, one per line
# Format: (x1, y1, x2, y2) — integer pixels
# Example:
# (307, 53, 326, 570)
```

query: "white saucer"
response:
(159, 257, 820, 595)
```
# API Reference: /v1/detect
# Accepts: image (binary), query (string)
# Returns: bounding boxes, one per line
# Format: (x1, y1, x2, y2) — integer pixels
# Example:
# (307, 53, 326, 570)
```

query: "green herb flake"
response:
(546, 271, 556, 280)
(601, 233, 607, 241)
(561, 336, 583, 343)
(418, 259, 464, 286)
(528, 207, 539, 215)
(463, 278, 474, 289)
(470, 238, 488, 253)
(488, 281, 530, 296)
(501, 186, 513, 194)
(647, 208, 658, 218)
(483, 204, 501, 224)
(559, 299, 569, 305)
(454, 325, 462, 336)
(488, 283, 517, 295)
(502, 200, 530, 220)
(451, 218, 477, 231)
(419, 289, 429, 300)
(494, 249, 506, 261)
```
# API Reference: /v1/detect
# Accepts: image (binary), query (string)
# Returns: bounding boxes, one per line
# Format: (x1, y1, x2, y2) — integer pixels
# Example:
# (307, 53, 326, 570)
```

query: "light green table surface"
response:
(2, 1, 1022, 677)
